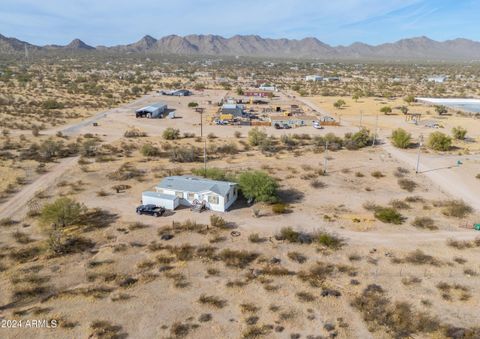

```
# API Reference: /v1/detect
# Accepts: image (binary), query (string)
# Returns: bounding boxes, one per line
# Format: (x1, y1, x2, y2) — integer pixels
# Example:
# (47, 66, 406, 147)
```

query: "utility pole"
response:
(416, 134, 423, 174)
(203, 138, 207, 176)
(200, 109, 203, 138)
(372, 113, 379, 147)
(323, 140, 329, 174)
(359, 110, 363, 127)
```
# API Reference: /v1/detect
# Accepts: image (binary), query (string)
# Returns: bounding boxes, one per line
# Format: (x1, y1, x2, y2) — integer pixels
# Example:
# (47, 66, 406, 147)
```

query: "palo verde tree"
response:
(391, 128, 412, 149)
(39, 197, 86, 228)
(237, 171, 279, 203)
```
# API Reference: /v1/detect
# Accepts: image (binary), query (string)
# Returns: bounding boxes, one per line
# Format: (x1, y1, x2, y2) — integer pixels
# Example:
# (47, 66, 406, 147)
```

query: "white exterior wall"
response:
(156, 186, 238, 212)
(142, 193, 179, 210)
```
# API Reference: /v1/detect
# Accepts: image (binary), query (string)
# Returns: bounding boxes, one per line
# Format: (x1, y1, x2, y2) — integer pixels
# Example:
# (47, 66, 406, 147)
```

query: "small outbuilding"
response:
(136, 102, 167, 118)
(221, 103, 245, 117)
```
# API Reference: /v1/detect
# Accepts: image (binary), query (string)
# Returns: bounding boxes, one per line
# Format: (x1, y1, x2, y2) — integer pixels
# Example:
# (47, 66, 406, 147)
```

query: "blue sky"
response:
(0, 0, 478, 46)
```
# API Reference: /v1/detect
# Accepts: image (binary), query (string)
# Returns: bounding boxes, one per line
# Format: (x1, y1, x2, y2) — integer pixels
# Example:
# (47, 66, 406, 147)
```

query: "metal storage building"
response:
(135, 102, 167, 118)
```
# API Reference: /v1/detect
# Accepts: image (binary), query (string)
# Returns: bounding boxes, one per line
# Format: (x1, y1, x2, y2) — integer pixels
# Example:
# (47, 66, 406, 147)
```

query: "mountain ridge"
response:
(2, 33, 480, 60)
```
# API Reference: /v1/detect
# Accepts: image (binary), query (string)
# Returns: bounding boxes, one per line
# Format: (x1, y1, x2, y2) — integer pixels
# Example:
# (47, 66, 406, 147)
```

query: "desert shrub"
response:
(242, 325, 272, 338)
(191, 167, 230, 181)
(447, 238, 480, 250)
(234, 131, 241, 138)
(187, 102, 198, 108)
(163, 128, 180, 140)
(89, 321, 125, 339)
(297, 262, 335, 287)
(39, 197, 86, 228)
(352, 284, 440, 337)
(296, 291, 316, 302)
(210, 215, 228, 229)
(374, 207, 405, 224)
(452, 126, 467, 140)
(271, 203, 287, 214)
(218, 249, 259, 268)
(277, 227, 301, 243)
(288, 251, 307, 264)
(412, 217, 437, 230)
(124, 128, 147, 138)
(198, 294, 227, 308)
(437, 200, 472, 218)
(312, 230, 344, 249)
(42, 99, 64, 110)
(391, 128, 412, 148)
(140, 144, 160, 157)
(389, 199, 410, 210)
(397, 250, 441, 266)
(310, 179, 326, 189)
(248, 127, 267, 146)
(12, 231, 32, 244)
(371, 171, 384, 178)
(398, 178, 417, 192)
(0, 217, 17, 227)
(237, 171, 278, 203)
(427, 132, 452, 151)
(169, 146, 199, 163)
(343, 128, 372, 150)
(248, 233, 266, 243)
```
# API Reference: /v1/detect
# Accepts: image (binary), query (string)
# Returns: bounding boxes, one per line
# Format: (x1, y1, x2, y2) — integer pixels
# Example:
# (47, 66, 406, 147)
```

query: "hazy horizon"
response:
(0, 0, 478, 47)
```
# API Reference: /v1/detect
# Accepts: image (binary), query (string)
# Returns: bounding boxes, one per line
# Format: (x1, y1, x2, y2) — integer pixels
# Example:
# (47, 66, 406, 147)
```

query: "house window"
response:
(187, 192, 195, 201)
(225, 193, 230, 203)
(208, 195, 219, 204)
(175, 191, 183, 199)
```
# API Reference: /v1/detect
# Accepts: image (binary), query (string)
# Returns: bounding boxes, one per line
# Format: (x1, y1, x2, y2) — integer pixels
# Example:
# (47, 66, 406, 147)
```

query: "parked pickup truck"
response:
(136, 204, 166, 217)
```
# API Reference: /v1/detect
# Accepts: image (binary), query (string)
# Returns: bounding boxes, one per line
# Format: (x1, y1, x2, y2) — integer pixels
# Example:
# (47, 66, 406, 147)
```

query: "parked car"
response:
(136, 204, 165, 217)
(313, 121, 324, 129)
(274, 123, 284, 129)
(283, 123, 292, 129)
(320, 116, 336, 122)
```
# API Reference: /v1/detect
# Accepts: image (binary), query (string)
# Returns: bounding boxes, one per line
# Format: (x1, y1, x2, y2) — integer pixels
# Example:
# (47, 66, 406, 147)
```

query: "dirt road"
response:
(0, 157, 79, 219)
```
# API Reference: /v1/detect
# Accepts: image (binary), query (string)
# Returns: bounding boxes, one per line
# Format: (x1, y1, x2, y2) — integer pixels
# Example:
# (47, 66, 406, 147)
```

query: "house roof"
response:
(136, 102, 167, 113)
(270, 115, 317, 121)
(157, 176, 237, 196)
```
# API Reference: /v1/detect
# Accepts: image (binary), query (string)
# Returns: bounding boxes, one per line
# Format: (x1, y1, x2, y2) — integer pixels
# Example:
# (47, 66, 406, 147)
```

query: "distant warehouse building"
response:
(305, 75, 323, 82)
(135, 102, 167, 118)
(221, 103, 245, 117)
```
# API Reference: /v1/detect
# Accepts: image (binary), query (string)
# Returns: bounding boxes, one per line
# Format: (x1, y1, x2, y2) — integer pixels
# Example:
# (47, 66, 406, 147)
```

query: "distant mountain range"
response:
(2, 33, 480, 61)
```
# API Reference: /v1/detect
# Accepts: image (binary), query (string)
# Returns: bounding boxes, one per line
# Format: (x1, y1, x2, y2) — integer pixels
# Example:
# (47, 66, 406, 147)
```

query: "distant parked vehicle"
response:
(424, 121, 441, 129)
(320, 116, 336, 122)
(313, 121, 324, 129)
(136, 204, 165, 217)
(274, 123, 284, 129)
(282, 123, 292, 129)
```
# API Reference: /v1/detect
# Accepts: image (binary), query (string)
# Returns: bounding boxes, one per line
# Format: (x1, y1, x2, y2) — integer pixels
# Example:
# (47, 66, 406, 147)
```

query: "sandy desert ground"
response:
(0, 89, 479, 339)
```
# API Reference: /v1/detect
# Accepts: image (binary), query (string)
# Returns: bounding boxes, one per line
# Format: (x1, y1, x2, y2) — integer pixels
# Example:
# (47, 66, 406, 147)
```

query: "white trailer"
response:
(142, 191, 179, 210)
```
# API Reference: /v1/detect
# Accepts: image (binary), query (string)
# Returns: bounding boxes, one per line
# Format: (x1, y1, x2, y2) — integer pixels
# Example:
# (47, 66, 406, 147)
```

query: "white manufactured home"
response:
(142, 176, 238, 212)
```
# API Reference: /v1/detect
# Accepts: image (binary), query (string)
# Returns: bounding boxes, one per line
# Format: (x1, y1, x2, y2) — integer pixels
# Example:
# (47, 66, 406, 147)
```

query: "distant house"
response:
(305, 75, 323, 82)
(143, 176, 238, 212)
(259, 83, 276, 91)
(270, 115, 317, 127)
(221, 103, 245, 117)
(427, 76, 446, 83)
(135, 102, 167, 118)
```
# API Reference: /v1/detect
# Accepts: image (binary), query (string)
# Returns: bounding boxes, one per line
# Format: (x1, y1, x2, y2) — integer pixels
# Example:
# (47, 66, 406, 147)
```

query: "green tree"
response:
(452, 126, 467, 140)
(427, 132, 452, 151)
(238, 171, 279, 203)
(40, 197, 86, 228)
(236, 87, 244, 96)
(404, 95, 416, 105)
(391, 128, 412, 149)
(188, 102, 198, 108)
(333, 99, 346, 109)
(141, 144, 160, 156)
(435, 105, 448, 115)
(399, 106, 409, 114)
(248, 127, 267, 146)
(163, 128, 180, 140)
(380, 106, 392, 115)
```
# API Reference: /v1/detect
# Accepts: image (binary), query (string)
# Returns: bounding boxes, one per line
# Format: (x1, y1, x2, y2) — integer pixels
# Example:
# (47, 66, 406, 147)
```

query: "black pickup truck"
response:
(136, 204, 166, 217)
